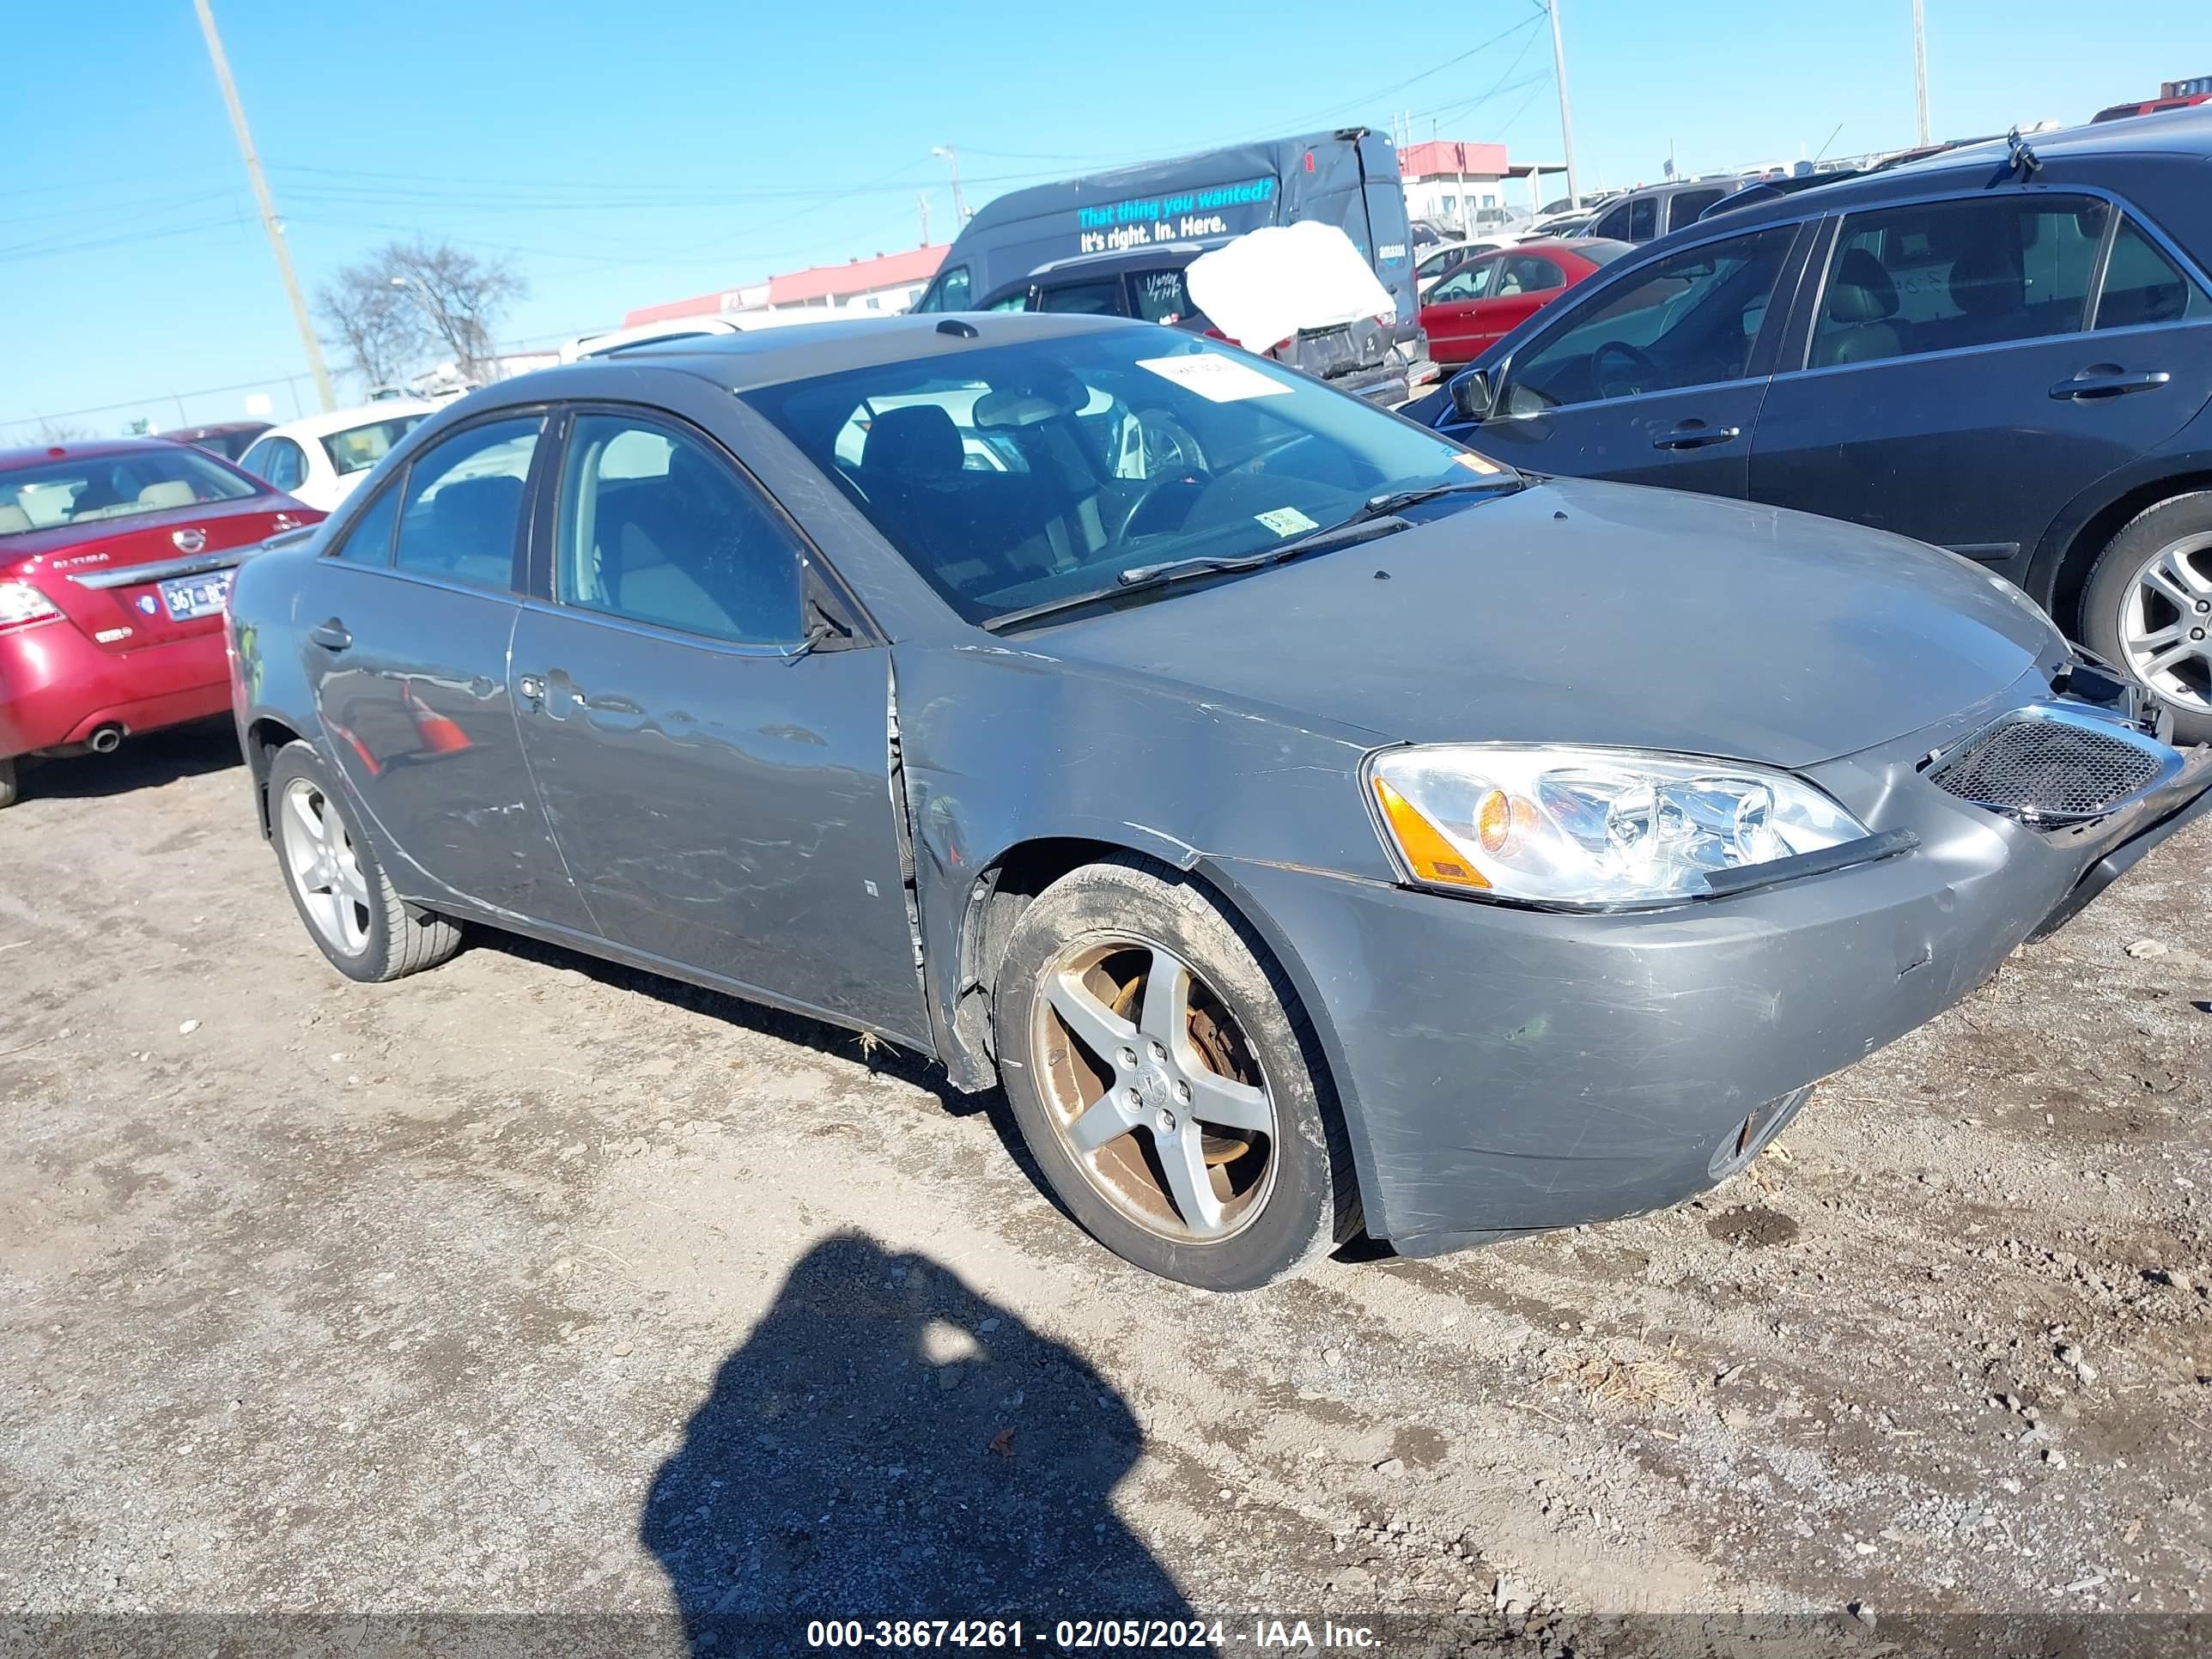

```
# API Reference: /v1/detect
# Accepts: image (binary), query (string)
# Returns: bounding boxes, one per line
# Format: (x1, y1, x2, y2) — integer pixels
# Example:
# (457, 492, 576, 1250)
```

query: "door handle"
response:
(1651, 422, 1742, 451)
(2050, 368, 2172, 401)
(307, 619, 351, 652)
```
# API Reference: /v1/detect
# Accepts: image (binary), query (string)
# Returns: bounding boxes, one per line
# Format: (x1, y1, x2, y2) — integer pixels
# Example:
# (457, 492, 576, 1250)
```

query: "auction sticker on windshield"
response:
(1255, 507, 1320, 537)
(1136, 355, 1292, 402)
(1454, 451, 1503, 476)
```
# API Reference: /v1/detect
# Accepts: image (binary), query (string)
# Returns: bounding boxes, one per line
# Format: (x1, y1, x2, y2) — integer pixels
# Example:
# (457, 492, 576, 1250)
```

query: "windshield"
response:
(0, 447, 258, 537)
(742, 330, 1511, 626)
(322, 414, 428, 477)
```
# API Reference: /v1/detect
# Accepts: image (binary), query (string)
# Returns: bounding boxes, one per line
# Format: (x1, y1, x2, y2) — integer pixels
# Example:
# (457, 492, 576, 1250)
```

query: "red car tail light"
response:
(0, 580, 61, 632)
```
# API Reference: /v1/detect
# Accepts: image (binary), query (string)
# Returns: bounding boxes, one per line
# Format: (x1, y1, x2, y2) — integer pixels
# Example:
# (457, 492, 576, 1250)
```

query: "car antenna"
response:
(2005, 125, 2043, 179)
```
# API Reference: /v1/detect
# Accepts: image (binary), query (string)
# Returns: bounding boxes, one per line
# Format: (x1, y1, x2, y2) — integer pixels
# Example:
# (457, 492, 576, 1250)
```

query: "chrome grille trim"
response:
(1923, 703, 2184, 827)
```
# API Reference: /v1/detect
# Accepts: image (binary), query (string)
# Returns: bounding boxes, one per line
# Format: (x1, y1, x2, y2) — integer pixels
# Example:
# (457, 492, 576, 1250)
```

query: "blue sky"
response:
(1, 0, 2203, 441)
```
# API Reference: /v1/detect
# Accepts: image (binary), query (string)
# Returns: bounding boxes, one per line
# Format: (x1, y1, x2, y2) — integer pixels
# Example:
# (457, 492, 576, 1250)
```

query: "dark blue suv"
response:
(1409, 110, 2212, 739)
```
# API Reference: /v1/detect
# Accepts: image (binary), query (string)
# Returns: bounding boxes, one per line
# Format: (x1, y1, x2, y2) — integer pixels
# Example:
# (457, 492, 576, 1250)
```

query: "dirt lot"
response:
(3, 726, 2209, 1653)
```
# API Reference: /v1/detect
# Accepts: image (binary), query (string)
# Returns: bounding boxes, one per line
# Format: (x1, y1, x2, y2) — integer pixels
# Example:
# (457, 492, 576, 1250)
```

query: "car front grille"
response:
(1926, 707, 2176, 825)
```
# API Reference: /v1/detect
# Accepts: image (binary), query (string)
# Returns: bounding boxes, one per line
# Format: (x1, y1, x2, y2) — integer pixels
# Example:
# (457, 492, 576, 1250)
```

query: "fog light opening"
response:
(1707, 1085, 1815, 1181)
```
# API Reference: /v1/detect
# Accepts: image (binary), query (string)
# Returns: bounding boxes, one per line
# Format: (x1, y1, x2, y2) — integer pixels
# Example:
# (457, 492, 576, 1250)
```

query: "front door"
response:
(1436, 222, 1807, 499)
(1749, 193, 2212, 562)
(510, 410, 927, 1042)
(304, 413, 593, 930)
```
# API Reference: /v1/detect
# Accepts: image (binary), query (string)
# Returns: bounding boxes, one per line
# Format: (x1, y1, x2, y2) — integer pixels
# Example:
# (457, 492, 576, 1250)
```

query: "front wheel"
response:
(266, 741, 461, 982)
(2080, 491, 2212, 744)
(991, 856, 1357, 1291)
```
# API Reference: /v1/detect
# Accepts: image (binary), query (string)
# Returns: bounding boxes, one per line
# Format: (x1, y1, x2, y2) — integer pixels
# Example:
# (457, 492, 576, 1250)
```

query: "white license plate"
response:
(160, 570, 233, 621)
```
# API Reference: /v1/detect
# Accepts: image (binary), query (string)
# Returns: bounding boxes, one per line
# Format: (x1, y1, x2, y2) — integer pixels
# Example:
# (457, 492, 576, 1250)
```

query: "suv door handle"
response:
(2050, 368, 2172, 400)
(307, 619, 351, 652)
(1651, 422, 1742, 451)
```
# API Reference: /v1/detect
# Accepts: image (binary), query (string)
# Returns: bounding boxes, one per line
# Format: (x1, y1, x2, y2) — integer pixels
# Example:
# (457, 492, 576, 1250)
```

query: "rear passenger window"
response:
(1669, 189, 1726, 229)
(1811, 196, 2105, 368)
(1036, 281, 1125, 316)
(392, 416, 539, 590)
(330, 483, 401, 565)
(556, 415, 804, 647)
(2096, 219, 2210, 330)
(1628, 197, 1658, 242)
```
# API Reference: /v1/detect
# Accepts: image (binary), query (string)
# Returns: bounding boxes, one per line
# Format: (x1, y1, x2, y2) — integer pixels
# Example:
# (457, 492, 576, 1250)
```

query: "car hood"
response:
(1038, 477, 2063, 770)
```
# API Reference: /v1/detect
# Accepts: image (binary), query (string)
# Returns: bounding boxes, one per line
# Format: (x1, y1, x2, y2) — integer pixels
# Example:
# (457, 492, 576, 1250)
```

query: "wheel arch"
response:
(943, 834, 1381, 1240)
(243, 714, 310, 839)
(2031, 465, 2212, 635)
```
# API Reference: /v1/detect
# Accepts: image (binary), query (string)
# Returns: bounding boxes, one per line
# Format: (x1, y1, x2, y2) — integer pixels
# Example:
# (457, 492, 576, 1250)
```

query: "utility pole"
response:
(1545, 0, 1582, 207)
(932, 146, 967, 226)
(1911, 0, 1932, 145)
(917, 191, 930, 246)
(192, 0, 334, 412)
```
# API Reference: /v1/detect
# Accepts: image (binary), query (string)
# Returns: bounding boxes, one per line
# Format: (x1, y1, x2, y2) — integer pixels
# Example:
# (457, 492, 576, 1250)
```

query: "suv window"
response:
(1811, 196, 2105, 368)
(555, 414, 804, 646)
(1627, 197, 1659, 242)
(2096, 217, 2211, 331)
(1668, 188, 1727, 230)
(391, 416, 540, 590)
(1036, 281, 1125, 316)
(1501, 226, 1796, 413)
(1129, 267, 1198, 325)
(1587, 201, 1632, 242)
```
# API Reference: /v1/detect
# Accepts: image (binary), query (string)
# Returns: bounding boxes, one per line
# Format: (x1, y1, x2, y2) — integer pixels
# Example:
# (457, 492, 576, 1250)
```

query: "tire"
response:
(266, 740, 461, 983)
(2079, 491, 2212, 745)
(0, 757, 16, 810)
(990, 855, 1358, 1291)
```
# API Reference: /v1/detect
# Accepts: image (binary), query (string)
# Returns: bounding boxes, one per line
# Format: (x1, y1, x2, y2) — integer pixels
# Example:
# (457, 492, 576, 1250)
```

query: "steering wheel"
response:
(1592, 339, 1662, 400)
(1111, 470, 1212, 546)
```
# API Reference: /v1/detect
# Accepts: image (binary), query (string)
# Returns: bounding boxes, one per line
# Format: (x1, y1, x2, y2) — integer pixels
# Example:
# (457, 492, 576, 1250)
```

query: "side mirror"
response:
(1449, 369, 1495, 424)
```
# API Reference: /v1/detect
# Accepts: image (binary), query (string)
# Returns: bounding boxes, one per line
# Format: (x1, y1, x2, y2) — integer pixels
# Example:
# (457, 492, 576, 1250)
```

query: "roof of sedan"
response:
(599, 309, 1137, 390)
(0, 436, 198, 471)
(1713, 106, 2212, 231)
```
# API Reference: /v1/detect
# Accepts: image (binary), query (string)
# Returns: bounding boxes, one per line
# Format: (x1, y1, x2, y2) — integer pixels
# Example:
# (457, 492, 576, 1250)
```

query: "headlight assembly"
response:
(1367, 744, 1872, 907)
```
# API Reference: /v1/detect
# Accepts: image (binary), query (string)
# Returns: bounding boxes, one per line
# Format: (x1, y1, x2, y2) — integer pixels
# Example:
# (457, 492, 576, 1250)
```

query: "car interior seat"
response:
(137, 481, 198, 510)
(421, 474, 523, 584)
(1815, 248, 1905, 367)
(1942, 238, 2030, 350)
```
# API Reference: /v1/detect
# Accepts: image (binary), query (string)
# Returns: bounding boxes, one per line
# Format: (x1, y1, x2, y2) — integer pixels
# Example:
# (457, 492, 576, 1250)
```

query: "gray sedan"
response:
(228, 313, 2212, 1291)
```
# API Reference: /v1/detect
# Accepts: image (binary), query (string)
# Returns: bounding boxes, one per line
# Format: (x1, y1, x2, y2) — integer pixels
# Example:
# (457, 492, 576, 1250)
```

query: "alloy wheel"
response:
(1029, 934, 1279, 1243)
(278, 776, 373, 956)
(2118, 532, 2212, 713)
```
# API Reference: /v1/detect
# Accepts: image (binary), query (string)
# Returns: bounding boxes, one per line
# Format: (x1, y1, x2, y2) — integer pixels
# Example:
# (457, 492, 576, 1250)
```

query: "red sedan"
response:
(0, 440, 321, 806)
(1419, 238, 1632, 368)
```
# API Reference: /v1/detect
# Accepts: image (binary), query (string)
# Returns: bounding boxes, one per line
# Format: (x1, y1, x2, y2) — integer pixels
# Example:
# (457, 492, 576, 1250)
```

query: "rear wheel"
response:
(267, 741, 460, 982)
(2081, 492, 2212, 745)
(0, 757, 16, 810)
(992, 856, 1355, 1291)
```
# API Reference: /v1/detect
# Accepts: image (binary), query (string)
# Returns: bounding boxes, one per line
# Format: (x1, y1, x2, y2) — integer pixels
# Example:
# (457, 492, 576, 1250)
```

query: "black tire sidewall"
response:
(266, 742, 399, 983)
(992, 859, 1340, 1292)
(2081, 493, 2212, 746)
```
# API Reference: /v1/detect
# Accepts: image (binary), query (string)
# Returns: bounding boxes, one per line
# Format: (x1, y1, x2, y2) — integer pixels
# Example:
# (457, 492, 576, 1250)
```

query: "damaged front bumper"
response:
(1206, 685, 2212, 1259)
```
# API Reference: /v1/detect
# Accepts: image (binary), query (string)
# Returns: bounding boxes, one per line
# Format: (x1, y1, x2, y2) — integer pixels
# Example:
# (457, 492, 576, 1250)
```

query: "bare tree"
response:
(386, 240, 526, 383)
(315, 258, 427, 390)
(33, 417, 92, 443)
(314, 239, 526, 391)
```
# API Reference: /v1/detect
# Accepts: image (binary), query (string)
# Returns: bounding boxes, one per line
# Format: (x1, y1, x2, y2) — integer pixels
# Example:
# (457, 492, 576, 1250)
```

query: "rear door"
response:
(509, 406, 927, 1042)
(1436, 220, 1812, 498)
(302, 412, 594, 931)
(1748, 191, 2212, 565)
(1420, 252, 1507, 365)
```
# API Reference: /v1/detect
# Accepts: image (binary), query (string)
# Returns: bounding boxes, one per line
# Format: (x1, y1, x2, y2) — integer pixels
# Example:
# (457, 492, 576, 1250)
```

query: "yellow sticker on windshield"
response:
(1255, 507, 1320, 538)
(1454, 451, 1503, 475)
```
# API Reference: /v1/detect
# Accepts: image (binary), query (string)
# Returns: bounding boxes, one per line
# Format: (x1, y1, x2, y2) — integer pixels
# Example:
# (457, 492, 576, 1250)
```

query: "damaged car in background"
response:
(227, 313, 2212, 1291)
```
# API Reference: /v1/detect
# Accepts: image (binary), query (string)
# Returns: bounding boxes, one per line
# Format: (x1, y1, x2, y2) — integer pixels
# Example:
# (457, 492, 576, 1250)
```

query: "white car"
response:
(1413, 237, 1521, 294)
(239, 402, 439, 512)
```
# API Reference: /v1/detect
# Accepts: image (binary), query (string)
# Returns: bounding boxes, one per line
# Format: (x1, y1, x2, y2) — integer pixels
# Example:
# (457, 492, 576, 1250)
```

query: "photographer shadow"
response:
(640, 1231, 1193, 1652)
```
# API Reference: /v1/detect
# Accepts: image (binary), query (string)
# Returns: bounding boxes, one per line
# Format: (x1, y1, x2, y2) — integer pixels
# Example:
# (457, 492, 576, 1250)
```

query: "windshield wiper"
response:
(981, 514, 1412, 634)
(1359, 477, 1522, 516)
(1116, 512, 1413, 587)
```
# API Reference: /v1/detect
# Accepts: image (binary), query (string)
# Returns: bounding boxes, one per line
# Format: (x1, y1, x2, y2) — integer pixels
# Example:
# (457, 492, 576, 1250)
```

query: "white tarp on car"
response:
(1184, 221, 1397, 352)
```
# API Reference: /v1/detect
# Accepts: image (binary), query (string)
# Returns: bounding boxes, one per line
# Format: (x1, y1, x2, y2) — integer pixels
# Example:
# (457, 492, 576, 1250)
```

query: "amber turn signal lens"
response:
(1373, 776, 1491, 890)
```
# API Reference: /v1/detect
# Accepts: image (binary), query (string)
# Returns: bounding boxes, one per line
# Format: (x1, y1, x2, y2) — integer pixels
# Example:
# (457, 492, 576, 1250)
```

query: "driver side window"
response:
(1498, 226, 1796, 415)
(1430, 260, 1498, 303)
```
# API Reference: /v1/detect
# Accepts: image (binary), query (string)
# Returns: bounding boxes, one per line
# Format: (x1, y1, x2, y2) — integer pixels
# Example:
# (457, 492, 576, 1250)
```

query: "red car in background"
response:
(0, 440, 321, 806)
(1419, 238, 1632, 368)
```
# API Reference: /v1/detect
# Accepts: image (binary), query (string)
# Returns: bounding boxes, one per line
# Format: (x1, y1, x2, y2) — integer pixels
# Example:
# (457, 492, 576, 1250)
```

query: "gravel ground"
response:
(1, 725, 2208, 1656)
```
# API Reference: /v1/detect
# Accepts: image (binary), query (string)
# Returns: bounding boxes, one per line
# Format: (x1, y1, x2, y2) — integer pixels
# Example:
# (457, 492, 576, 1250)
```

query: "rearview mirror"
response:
(1449, 369, 1495, 424)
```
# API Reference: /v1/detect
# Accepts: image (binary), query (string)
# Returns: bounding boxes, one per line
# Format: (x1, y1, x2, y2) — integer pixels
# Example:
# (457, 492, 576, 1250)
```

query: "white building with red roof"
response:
(624, 245, 949, 329)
